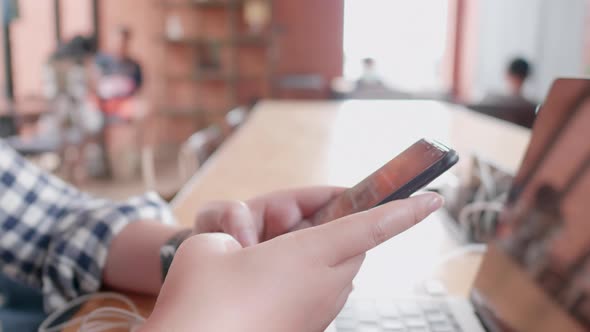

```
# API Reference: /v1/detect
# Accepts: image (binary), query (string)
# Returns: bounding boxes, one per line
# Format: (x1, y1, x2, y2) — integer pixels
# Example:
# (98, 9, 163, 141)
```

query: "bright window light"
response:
(343, 0, 449, 92)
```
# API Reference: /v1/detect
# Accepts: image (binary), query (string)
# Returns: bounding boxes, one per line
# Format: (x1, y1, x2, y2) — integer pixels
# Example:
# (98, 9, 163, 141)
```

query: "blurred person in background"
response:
(356, 57, 384, 89)
(34, 35, 104, 182)
(94, 26, 148, 180)
(352, 57, 411, 99)
(94, 26, 144, 120)
(481, 57, 538, 109)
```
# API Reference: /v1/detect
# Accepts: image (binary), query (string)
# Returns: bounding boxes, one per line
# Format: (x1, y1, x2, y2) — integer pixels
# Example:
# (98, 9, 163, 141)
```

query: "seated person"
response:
(352, 58, 411, 99)
(0, 140, 442, 331)
(93, 26, 148, 179)
(357, 58, 384, 89)
(473, 58, 538, 127)
(481, 57, 538, 109)
(94, 26, 144, 121)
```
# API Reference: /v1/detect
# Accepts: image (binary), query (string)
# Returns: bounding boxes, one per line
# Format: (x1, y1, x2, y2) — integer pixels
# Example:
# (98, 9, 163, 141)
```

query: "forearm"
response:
(103, 221, 189, 295)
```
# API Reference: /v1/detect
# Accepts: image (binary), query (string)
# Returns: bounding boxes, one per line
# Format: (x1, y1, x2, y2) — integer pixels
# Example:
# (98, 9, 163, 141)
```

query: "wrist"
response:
(104, 221, 189, 295)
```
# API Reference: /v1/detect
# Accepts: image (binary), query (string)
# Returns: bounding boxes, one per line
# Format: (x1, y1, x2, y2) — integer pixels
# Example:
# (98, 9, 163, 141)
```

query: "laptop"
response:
(333, 78, 590, 332)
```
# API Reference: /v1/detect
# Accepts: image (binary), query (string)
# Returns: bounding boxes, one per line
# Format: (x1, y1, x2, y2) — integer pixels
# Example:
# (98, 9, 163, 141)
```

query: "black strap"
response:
(160, 229, 193, 282)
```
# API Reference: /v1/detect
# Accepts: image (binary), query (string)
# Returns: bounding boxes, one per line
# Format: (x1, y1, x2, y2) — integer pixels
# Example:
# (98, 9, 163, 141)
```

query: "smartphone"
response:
(309, 139, 459, 225)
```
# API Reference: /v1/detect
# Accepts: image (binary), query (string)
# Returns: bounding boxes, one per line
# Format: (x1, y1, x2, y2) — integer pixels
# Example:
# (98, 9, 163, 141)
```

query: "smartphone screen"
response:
(309, 139, 455, 225)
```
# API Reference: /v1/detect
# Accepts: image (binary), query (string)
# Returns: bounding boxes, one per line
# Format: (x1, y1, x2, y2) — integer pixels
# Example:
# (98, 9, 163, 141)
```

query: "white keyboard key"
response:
(426, 312, 448, 323)
(335, 318, 358, 329)
(383, 328, 407, 332)
(359, 308, 379, 322)
(420, 301, 441, 313)
(356, 299, 376, 310)
(376, 300, 398, 317)
(358, 323, 381, 332)
(408, 327, 429, 332)
(397, 303, 421, 316)
(431, 322, 455, 332)
(382, 318, 405, 330)
(405, 318, 428, 328)
(339, 306, 356, 319)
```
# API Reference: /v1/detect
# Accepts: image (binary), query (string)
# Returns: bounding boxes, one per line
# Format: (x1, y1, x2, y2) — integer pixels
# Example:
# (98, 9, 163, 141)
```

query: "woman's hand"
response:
(193, 187, 346, 246)
(142, 193, 443, 332)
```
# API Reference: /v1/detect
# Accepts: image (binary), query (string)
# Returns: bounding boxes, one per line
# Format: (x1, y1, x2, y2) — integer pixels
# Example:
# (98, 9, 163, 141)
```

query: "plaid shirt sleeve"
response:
(0, 141, 175, 312)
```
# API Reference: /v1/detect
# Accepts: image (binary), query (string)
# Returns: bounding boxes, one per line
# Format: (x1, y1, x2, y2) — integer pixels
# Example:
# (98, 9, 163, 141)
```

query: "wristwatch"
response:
(160, 229, 193, 282)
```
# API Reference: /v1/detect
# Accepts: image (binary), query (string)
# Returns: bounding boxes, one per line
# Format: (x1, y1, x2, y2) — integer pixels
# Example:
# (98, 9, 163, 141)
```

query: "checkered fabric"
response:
(0, 140, 175, 312)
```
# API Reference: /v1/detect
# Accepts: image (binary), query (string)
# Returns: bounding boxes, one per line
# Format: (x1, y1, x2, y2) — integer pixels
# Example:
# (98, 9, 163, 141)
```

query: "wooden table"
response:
(70, 100, 531, 329)
(0, 98, 51, 139)
(0, 98, 49, 119)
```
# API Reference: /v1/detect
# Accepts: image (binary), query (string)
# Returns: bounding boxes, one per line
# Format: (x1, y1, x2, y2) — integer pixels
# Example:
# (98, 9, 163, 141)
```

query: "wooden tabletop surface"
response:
(67, 100, 531, 330)
(172, 100, 529, 218)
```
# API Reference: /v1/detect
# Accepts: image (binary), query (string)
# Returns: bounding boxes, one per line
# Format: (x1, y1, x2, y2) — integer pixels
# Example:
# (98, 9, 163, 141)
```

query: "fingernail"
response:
(208, 233, 242, 252)
(237, 229, 257, 247)
(428, 194, 444, 212)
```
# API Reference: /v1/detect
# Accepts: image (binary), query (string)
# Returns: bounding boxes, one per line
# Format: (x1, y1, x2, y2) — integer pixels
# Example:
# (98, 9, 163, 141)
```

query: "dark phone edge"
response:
(376, 150, 459, 206)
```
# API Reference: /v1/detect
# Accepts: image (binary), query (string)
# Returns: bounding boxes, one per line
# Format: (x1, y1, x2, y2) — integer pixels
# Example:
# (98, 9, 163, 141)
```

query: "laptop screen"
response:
(470, 79, 590, 332)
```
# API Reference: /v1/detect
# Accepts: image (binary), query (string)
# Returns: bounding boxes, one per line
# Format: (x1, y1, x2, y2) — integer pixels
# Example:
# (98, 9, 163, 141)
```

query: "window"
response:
(343, 0, 450, 93)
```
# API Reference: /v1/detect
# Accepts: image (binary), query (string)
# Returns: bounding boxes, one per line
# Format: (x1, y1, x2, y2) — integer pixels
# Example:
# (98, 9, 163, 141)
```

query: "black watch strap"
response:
(160, 229, 193, 282)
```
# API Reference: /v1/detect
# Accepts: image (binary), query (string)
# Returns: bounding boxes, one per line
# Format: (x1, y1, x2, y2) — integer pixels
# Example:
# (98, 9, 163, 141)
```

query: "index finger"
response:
(295, 193, 443, 267)
(247, 186, 346, 238)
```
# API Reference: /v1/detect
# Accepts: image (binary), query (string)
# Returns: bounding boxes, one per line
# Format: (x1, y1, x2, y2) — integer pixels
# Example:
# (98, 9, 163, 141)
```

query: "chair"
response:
(0, 99, 65, 174)
(1, 98, 62, 155)
(223, 106, 249, 134)
(0, 115, 18, 138)
(177, 125, 225, 182)
(141, 106, 249, 195)
(141, 124, 225, 193)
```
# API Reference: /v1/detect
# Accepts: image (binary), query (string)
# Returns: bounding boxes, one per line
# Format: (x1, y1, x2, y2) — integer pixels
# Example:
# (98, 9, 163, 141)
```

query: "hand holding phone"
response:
(309, 139, 459, 225)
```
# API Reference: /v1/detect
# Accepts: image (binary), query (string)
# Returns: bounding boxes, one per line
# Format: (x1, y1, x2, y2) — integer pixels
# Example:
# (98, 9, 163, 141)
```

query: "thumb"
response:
(194, 201, 259, 247)
(179, 233, 243, 259)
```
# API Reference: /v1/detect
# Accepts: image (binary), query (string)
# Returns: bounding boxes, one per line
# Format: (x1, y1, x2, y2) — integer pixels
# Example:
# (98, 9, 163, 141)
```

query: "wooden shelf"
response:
(167, 73, 238, 82)
(158, 106, 230, 119)
(159, 107, 202, 117)
(166, 72, 264, 82)
(164, 37, 219, 46)
(234, 35, 272, 46)
(159, 0, 274, 138)
(157, 0, 235, 8)
(163, 35, 271, 46)
(158, 0, 271, 9)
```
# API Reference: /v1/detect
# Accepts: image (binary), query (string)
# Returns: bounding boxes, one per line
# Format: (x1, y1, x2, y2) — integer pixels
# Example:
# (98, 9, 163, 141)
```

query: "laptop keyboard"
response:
(334, 298, 463, 332)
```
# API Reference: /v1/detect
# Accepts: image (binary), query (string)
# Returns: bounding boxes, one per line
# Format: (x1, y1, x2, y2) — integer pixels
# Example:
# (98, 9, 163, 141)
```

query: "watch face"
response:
(160, 244, 176, 258)
(160, 244, 177, 282)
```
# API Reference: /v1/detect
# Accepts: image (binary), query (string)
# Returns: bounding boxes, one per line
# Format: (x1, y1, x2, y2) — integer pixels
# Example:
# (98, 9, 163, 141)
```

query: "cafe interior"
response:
(1, 0, 590, 331)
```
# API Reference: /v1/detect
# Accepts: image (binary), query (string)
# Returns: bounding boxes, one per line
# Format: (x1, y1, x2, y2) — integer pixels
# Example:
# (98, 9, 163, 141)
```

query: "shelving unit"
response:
(163, 35, 272, 46)
(158, 0, 276, 130)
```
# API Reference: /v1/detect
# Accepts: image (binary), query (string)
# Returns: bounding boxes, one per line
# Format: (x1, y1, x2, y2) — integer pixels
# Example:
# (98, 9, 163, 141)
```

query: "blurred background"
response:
(0, 0, 587, 200)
